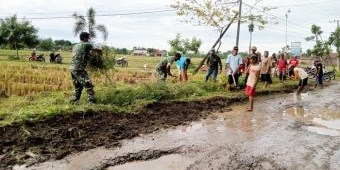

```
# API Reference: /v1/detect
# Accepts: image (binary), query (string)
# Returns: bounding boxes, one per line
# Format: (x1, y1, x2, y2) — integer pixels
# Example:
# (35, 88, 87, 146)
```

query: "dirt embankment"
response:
(1, 94, 252, 169)
(0, 83, 297, 170)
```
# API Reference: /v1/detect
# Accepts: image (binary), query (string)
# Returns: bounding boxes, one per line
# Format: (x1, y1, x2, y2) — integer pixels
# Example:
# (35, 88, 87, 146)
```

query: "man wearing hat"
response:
(205, 49, 222, 82)
(226, 46, 243, 90)
(251, 46, 257, 52)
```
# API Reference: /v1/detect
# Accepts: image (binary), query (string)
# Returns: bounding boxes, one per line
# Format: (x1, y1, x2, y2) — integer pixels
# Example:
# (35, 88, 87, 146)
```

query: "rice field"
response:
(0, 49, 207, 96)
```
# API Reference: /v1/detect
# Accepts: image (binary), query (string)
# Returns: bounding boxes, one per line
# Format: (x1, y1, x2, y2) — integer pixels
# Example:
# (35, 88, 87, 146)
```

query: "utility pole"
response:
(330, 19, 340, 51)
(236, 0, 242, 47)
(285, 9, 291, 53)
(331, 19, 340, 28)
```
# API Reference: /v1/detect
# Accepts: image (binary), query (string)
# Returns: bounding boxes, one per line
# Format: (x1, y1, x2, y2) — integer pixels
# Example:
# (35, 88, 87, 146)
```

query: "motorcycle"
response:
(49, 53, 63, 63)
(115, 56, 128, 67)
(29, 54, 45, 62)
(55, 53, 63, 63)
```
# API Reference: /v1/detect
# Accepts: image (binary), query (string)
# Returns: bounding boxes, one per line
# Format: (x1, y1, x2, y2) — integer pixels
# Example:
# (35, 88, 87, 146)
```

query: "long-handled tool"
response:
(231, 72, 237, 86)
(193, 13, 239, 75)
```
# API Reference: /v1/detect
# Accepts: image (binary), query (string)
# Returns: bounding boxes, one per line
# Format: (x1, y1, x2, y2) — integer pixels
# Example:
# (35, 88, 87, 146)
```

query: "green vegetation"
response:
(0, 76, 297, 127)
(0, 15, 39, 58)
(0, 49, 336, 128)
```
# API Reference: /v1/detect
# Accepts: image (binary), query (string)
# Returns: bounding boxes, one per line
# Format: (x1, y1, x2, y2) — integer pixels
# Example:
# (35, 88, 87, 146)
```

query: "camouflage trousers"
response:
(156, 67, 167, 82)
(70, 70, 95, 103)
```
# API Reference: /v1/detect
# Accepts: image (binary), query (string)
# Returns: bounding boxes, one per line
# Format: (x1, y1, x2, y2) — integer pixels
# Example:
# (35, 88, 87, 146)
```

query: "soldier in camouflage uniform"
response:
(155, 53, 181, 82)
(70, 32, 96, 104)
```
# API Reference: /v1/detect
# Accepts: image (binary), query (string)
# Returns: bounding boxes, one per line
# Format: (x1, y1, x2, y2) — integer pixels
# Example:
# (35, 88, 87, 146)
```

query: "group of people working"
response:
(69, 32, 322, 112)
(154, 45, 323, 112)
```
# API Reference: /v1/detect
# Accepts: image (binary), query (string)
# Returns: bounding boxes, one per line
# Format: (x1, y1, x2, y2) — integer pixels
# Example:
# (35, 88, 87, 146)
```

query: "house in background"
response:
(131, 47, 167, 56)
(154, 49, 167, 57)
(131, 47, 148, 56)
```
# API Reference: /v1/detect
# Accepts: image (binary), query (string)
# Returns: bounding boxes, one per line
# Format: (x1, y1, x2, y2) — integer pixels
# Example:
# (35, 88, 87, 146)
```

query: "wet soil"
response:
(3, 81, 339, 170)
(0, 93, 254, 169)
(16, 81, 340, 170)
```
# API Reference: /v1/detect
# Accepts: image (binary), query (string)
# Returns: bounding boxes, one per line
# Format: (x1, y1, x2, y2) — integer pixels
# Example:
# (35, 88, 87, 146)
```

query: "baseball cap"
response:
(233, 46, 238, 50)
(251, 46, 257, 50)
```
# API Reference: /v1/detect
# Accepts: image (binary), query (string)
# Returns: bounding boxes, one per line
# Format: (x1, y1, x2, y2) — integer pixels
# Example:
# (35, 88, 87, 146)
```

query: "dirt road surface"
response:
(12, 81, 340, 170)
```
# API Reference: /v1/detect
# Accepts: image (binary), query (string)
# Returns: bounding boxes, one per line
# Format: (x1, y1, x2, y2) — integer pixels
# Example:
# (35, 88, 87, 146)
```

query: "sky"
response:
(0, 0, 339, 54)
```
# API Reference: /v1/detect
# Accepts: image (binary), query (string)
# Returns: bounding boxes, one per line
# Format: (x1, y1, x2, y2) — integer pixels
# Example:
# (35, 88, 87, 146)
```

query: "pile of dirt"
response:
(0, 96, 238, 169)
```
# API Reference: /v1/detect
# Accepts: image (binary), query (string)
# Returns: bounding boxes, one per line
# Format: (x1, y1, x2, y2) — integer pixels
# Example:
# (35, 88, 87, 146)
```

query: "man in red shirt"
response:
(277, 54, 288, 83)
(289, 56, 299, 67)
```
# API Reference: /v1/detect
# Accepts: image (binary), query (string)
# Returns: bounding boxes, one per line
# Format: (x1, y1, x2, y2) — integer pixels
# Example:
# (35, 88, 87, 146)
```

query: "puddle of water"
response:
(304, 118, 340, 136)
(306, 126, 340, 136)
(283, 106, 309, 118)
(14, 85, 340, 170)
(312, 118, 340, 131)
(107, 154, 193, 170)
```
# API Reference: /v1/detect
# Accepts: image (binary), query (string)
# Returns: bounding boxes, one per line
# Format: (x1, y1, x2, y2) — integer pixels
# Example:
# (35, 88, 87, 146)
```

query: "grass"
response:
(0, 49, 338, 127)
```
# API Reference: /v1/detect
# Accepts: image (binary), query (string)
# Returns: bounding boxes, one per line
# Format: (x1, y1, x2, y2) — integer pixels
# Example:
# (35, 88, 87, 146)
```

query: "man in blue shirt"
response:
(176, 55, 191, 82)
(226, 46, 243, 90)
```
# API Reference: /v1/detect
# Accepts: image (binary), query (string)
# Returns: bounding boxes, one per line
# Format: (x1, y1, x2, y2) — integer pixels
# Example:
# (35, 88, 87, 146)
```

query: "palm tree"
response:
(305, 24, 331, 61)
(305, 24, 323, 42)
(72, 7, 108, 41)
(248, 22, 254, 54)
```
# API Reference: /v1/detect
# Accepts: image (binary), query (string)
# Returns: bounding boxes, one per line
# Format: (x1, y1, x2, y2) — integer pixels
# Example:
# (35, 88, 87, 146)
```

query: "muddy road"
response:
(12, 81, 340, 170)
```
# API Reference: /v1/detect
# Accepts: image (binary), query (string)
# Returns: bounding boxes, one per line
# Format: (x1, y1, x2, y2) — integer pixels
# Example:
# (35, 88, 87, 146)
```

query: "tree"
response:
(73, 7, 108, 41)
(147, 48, 156, 56)
(0, 15, 39, 58)
(169, 33, 185, 54)
(306, 49, 312, 57)
(54, 39, 73, 50)
(248, 19, 254, 53)
(38, 38, 55, 51)
(168, 33, 202, 55)
(328, 27, 340, 58)
(171, 0, 267, 47)
(305, 24, 331, 60)
(305, 24, 323, 42)
(184, 37, 202, 54)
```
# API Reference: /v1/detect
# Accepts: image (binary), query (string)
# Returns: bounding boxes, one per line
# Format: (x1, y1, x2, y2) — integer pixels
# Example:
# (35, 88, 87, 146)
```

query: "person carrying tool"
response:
(155, 52, 181, 82)
(176, 55, 191, 82)
(225, 46, 243, 90)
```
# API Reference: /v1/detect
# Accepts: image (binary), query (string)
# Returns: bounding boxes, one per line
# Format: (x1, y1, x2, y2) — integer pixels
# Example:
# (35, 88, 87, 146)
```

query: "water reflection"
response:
(240, 112, 254, 133)
(107, 154, 193, 170)
(306, 126, 340, 136)
(305, 117, 340, 136)
(282, 93, 310, 119)
(281, 92, 340, 136)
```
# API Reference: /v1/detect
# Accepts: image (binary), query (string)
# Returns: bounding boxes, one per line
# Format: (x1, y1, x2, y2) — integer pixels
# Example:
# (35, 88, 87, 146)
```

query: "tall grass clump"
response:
(87, 47, 115, 71)
(97, 83, 170, 107)
(96, 81, 226, 109)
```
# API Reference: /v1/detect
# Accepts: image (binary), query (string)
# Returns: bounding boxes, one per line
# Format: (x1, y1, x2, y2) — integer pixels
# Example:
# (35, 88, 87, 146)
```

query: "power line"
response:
(258, 0, 339, 8)
(1, 9, 175, 20)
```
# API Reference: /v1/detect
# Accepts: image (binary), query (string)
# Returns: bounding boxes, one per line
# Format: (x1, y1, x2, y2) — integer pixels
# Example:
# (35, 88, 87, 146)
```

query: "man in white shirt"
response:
(288, 65, 309, 95)
(225, 46, 243, 90)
